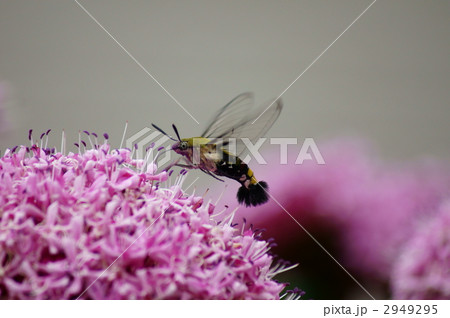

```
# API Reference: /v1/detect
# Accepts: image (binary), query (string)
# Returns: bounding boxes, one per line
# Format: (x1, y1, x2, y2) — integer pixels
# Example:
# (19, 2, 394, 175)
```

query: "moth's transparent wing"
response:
(236, 97, 283, 143)
(211, 97, 283, 157)
(201, 92, 254, 138)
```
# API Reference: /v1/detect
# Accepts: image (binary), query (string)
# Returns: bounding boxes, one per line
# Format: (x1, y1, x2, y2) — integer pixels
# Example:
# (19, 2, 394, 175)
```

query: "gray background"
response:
(1, 0, 449, 160)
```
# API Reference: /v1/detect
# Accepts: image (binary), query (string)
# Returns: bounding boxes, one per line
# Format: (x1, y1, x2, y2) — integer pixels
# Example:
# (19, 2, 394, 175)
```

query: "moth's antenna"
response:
(172, 124, 182, 141)
(151, 123, 177, 141)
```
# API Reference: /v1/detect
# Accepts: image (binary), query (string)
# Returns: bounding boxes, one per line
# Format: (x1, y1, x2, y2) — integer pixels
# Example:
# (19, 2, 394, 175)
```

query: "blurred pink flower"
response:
(212, 139, 450, 282)
(391, 201, 450, 299)
(0, 134, 296, 299)
(340, 159, 450, 279)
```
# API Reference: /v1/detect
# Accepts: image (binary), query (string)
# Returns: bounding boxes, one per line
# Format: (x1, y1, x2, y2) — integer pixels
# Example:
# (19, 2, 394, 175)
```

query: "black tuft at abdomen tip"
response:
(237, 181, 269, 207)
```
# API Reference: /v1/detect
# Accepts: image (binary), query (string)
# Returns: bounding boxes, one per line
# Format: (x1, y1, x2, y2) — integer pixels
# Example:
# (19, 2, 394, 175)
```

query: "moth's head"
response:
(172, 138, 191, 155)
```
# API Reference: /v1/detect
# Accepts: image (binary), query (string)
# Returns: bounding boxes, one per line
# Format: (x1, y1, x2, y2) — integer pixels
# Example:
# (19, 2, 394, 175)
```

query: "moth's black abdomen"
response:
(237, 181, 269, 207)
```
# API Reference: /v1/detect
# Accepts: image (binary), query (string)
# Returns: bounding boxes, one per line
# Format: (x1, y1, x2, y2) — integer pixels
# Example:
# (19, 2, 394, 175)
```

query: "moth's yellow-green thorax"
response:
(181, 137, 211, 147)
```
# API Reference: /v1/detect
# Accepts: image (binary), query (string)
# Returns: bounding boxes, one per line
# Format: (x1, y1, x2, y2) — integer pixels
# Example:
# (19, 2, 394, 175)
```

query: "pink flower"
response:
(0, 133, 297, 299)
(340, 159, 450, 279)
(391, 201, 450, 299)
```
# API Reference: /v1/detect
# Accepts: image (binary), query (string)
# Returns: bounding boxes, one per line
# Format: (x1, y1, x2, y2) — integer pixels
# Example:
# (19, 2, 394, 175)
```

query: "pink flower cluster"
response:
(0, 136, 293, 299)
(391, 201, 450, 299)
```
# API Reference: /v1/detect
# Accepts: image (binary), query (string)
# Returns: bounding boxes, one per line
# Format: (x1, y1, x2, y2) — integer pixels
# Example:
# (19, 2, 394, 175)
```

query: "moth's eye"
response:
(179, 142, 188, 150)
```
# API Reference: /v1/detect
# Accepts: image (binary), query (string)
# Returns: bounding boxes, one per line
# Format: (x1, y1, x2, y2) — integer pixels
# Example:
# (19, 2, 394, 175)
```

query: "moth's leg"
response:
(175, 157, 198, 170)
(167, 158, 223, 181)
(163, 157, 197, 172)
(175, 164, 196, 169)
